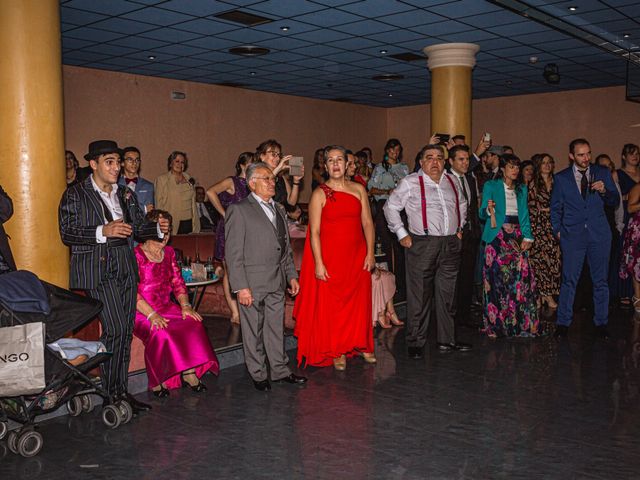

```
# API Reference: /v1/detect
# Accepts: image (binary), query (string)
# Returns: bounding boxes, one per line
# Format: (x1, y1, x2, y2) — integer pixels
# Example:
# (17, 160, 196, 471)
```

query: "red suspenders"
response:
(418, 174, 461, 235)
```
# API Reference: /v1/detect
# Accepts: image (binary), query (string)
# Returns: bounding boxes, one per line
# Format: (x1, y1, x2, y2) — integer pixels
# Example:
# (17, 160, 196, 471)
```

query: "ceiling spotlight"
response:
(229, 46, 270, 56)
(506, 80, 513, 86)
(529, 56, 538, 64)
(380, 49, 388, 54)
(250, 71, 256, 76)
(568, 6, 577, 11)
(624, 33, 631, 38)
(148, 55, 156, 60)
(388, 93, 393, 97)
(372, 74, 405, 81)
(280, 26, 290, 31)
(543, 63, 560, 84)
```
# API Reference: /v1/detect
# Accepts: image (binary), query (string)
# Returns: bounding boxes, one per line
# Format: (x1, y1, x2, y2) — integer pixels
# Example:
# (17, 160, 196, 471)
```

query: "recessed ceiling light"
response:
(506, 80, 513, 86)
(372, 74, 405, 81)
(148, 55, 156, 60)
(568, 6, 577, 11)
(388, 93, 393, 97)
(280, 26, 290, 31)
(624, 33, 631, 38)
(229, 46, 270, 56)
(250, 71, 256, 76)
(380, 49, 388, 54)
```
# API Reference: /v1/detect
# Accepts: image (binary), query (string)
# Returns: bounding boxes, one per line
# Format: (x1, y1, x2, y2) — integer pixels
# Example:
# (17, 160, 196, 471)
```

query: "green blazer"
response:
(479, 179, 533, 243)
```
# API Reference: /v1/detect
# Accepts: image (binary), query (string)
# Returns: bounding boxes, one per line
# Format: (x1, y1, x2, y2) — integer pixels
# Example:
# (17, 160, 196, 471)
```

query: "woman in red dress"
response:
(294, 145, 376, 370)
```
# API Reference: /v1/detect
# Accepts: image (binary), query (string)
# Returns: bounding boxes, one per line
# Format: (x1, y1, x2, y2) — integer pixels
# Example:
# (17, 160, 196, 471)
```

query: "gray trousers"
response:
(239, 290, 291, 382)
(405, 234, 462, 348)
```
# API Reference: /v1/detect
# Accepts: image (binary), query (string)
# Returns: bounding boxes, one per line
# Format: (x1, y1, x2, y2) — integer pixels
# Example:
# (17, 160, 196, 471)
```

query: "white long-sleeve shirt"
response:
(384, 171, 467, 239)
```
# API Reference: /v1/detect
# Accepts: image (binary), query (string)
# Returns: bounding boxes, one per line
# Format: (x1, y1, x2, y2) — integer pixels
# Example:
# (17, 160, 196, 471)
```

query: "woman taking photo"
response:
(294, 145, 376, 370)
(206, 152, 252, 325)
(133, 210, 219, 397)
(480, 154, 541, 338)
(155, 151, 200, 235)
(255, 139, 303, 209)
(528, 153, 560, 309)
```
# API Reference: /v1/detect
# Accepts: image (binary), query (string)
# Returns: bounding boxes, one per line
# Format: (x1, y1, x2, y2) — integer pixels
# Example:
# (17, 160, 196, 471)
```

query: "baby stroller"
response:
(0, 272, 135, 457)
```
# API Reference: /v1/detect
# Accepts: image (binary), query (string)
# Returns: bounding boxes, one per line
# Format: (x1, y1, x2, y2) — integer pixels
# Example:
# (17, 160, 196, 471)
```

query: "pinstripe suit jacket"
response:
(59, 176, 159, 290)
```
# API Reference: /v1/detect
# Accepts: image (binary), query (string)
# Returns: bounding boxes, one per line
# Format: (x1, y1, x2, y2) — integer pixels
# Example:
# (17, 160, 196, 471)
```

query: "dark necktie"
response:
(458, 175, 469, 202)
(262, 201, 277, 227)
(579, 169, 588, 199)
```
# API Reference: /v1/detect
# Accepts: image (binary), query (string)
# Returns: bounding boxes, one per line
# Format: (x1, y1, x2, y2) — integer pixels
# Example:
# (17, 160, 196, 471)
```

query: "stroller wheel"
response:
(101, 405, 121, 429)
(7, 430, 19, 454)
(0, 421, 7, 440)
(66, 397, 83, 417)
(17, 430, 43, 458)
(80, 395, 95, 413)
(117, 400, 133, 425)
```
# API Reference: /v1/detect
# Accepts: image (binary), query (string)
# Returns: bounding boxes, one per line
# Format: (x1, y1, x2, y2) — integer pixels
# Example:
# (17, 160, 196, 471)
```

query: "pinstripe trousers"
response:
(87, 246, 137, 396)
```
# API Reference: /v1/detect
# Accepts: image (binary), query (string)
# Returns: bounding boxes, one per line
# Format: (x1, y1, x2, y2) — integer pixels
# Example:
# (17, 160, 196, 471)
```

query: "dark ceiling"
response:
(60, 0, 639, 107)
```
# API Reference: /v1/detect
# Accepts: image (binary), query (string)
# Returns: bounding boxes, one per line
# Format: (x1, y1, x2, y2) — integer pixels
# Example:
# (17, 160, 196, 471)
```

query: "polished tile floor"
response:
(2, 308, 640, 479)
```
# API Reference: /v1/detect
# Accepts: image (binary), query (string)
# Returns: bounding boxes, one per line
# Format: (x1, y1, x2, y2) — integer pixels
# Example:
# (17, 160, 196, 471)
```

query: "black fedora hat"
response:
(84, 140, 123, 161)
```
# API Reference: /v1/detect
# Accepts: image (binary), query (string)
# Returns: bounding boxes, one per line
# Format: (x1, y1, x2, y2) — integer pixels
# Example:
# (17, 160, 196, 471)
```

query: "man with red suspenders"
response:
(384, 144, 472, 359)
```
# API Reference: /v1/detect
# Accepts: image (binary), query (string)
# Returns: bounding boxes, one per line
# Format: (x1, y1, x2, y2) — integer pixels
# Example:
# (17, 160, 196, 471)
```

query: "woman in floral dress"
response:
(619, 181, 640, 312)
(528, 154, 561, 309)
(479, 154, 541, 338)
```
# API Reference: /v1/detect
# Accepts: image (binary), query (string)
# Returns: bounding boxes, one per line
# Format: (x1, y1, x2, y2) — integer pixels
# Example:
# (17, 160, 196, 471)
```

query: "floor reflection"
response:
(2, 307, 640, 479)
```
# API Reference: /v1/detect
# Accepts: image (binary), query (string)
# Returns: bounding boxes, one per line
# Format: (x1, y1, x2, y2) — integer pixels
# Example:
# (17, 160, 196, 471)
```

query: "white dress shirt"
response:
(572, 163, 590, 193)
(504, 183, 518, 215)
(384, 171, 467, 239)
(252, 192, 277, 223)
(92, 175, 123, 244)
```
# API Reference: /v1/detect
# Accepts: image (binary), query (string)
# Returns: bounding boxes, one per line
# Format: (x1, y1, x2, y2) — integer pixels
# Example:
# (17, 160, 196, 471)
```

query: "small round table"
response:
(185, 277, 220, 311)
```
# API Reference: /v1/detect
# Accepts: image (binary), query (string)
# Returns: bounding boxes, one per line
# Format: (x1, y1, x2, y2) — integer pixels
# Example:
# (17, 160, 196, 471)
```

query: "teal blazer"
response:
(479, 179, 533, 243)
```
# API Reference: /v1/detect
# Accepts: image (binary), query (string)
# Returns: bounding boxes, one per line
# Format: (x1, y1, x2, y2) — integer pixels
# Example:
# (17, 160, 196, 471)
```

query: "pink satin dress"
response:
(133, 245, 219, 390)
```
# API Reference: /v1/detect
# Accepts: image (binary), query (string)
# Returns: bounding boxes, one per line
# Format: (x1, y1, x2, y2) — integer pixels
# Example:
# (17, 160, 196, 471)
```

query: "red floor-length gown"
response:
(294, 184, 373, 367)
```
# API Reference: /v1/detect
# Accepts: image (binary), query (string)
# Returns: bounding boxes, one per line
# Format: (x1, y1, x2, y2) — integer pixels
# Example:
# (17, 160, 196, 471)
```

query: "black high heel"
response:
(152, 386, 170, 398)
(181, 374, 207, 393)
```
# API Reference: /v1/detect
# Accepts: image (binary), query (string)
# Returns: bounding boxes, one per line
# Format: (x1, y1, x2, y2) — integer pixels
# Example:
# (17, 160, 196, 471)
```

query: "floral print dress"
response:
(620, 210, 640, 282)
(482, 222, 542, 338)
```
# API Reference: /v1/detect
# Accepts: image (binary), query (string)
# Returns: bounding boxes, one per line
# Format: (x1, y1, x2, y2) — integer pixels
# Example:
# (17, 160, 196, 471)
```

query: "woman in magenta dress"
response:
(294, 145, 376, 370)
(134, 209, 219, 397)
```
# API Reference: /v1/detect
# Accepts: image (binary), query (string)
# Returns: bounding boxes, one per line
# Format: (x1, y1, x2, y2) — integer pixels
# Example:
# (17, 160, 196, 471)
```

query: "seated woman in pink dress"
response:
(134, 209, 219, 397)
(371, 268, 404, 328)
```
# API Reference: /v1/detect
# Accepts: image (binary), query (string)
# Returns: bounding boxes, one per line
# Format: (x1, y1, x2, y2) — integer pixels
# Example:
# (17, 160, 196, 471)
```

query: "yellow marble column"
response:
(423, 43, 479, 144)
(0, 0, 68, 285)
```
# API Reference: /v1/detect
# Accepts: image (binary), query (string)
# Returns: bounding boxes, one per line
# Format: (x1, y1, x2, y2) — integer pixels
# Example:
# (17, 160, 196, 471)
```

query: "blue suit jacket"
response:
(550, 164, 619, 241)
(479, 179, 533, 243)
(118, 176, 155, 213)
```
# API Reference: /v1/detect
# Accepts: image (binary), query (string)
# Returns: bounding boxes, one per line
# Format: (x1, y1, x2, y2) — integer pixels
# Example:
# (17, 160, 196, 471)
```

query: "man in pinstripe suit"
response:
(59, 140, 169, 412)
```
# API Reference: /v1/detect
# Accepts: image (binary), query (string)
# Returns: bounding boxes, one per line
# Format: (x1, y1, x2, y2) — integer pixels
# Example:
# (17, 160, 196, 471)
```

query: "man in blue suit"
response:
(118, 146, 154, 213)
(550, 138, 619, 339)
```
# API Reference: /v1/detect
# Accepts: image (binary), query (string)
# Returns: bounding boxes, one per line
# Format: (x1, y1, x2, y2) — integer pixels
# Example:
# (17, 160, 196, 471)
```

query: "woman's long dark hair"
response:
(381, 138, 402, 171)
(497, 154, 524, 193)
(532, 153, 554, 193)
(235, 152, 254, 176)
(621, 143, 639, 167)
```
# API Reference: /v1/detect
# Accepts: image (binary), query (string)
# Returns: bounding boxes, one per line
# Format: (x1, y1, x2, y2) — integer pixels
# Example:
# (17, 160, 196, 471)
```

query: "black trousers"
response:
(87, 246, 137, 396)
(374, 199, 406, 300)
(455, 230, 480, 320)
(405, 234, 462, 348)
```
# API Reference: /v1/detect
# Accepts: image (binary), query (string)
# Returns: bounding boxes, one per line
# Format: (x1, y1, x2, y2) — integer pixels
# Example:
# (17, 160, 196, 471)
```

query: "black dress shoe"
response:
(181, 375, 207, 393)
(553, 325, 569, 339)
(407, 347, 424, 359)
(152, 386, 170, 398)
(437, 342, 473, 352)
(595, 325, 610, 340)
(273, 373, 308, 384)
(253, 379, 271, 392)
(123, 393, 152, 413)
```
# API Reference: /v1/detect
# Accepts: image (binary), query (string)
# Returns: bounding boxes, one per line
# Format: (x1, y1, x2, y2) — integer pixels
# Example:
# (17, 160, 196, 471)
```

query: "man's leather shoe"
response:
(596, 325, 610, 340)
(408, 347, 423, 359)
(123, 393, 152, 413)
(437, 342, 472, 352)
(553, 325, 569, 339)
(274, 373, 308, 384)
(253, 379, 271, 392)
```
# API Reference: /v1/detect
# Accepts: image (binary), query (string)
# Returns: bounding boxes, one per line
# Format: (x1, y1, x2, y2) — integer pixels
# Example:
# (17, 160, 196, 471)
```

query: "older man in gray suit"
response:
(225, 162, 308, 391)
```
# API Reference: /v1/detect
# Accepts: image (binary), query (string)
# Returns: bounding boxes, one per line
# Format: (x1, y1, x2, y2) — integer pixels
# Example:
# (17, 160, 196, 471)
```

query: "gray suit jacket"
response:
(225, 194, 297, 294)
